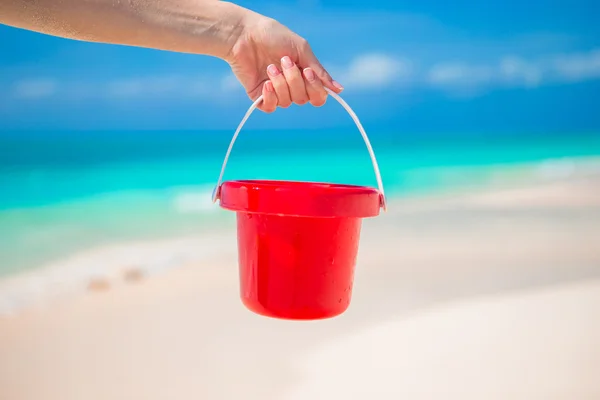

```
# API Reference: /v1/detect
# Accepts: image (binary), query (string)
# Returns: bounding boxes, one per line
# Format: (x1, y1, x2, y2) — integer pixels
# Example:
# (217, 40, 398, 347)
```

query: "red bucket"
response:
(212, 89, 386, 320)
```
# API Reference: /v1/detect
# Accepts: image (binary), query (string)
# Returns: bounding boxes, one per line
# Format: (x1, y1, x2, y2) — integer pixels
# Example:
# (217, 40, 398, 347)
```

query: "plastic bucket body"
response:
(220, 180, 381, 320)
(237, 213, 360, 319)
(212, 88, 386, 319)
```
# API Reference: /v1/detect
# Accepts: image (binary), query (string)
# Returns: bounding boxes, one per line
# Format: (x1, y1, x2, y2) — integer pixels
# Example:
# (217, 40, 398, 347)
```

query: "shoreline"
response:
(1, 170, 599, 318)
(0, 232, 234, 317)
(1, 154, 599, 274)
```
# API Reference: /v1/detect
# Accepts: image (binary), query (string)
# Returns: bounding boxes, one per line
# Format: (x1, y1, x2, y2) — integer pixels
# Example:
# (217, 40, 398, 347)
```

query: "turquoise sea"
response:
(1, 129, 600, 278)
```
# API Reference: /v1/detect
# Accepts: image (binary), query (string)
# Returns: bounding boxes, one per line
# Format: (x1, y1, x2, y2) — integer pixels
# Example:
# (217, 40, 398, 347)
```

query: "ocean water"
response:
(1, 129, 600, 278)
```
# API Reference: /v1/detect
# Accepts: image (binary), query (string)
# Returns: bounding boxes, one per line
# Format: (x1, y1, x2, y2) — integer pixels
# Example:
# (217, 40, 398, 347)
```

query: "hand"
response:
(227, 16, 344, 113)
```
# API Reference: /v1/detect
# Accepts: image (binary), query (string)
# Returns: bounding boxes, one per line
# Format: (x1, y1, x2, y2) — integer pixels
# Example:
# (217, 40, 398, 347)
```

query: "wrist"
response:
(219, 2, 271, 64)
(206, 1, 245, 60)
(210, 1, 261, 62)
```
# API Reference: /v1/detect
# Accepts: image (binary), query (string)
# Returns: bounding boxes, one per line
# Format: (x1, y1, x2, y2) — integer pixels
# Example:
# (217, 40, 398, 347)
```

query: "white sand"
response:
(1, 177, 599, 400)
(285, 280, 600, 400)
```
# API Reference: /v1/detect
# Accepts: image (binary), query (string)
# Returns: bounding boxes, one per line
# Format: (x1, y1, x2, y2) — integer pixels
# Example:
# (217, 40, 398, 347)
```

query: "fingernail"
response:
(267, 64, 281, 76)
(304, 68, 316, 82)
(281, 56, 294, 69)
(265, 81, 274, 92)
(332, 80, 344, 91)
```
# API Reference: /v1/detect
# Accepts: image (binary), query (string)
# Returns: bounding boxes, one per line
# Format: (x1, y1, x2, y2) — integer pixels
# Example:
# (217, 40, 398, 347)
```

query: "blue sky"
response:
(0, 0, 599, 133)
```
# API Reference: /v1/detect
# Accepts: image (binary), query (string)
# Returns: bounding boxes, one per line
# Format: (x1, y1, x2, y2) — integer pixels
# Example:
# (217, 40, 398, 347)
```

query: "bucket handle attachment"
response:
(212, 87, 387, 211)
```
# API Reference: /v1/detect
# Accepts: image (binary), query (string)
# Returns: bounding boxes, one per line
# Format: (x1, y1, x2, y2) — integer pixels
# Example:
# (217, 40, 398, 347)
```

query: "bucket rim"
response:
(218, 179, 382, 218)
(229, 178, 378, 190)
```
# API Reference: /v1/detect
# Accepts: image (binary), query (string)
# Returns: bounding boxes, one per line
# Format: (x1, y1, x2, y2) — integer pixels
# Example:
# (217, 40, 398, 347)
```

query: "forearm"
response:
(0, 0, 253, 59)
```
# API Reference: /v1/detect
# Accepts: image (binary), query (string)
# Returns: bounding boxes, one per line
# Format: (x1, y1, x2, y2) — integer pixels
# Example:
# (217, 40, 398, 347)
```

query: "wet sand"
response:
(1, 176, 599, 400)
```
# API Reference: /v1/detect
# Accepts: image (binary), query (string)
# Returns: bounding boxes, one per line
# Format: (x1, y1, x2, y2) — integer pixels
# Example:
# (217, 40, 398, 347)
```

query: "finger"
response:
(281, 56, 309, 105)
(267, 64, 292, 108)
(259, 81, 277, 113)
(303, 68, 327, 107)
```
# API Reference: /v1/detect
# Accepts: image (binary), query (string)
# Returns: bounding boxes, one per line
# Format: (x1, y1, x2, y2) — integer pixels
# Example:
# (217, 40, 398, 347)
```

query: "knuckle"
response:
(298, 37, 310, 52)
(316, 68, 331, 81)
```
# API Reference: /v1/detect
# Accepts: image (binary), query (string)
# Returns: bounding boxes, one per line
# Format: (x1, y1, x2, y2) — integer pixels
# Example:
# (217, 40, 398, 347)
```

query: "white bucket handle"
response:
(212, 87, 387, 211)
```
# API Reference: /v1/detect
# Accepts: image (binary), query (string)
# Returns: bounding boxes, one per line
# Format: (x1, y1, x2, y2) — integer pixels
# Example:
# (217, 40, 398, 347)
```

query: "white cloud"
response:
(187, 79, 211, 96)
(427, 57, 544, 90)
(427, 63, 494, 87)
(220, 73, 243, 93)
(426, 48, 600, 94)
(106, 79, 145, 98)
(552, 49, 600, 82)
(106, 75, 183, 98)
(102, 73, 242, 99)
(339, 53, 412, 89)
(7, 74, 237, 103)
(498, 56, 543, 87)
(12, 79, 57, 99)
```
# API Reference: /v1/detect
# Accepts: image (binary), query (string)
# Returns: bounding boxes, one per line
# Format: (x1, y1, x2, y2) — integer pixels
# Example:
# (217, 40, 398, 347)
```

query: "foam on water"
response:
(535, 157, 600, 180)
(171, 185, 218, 214)
(0, 234, 234, 316)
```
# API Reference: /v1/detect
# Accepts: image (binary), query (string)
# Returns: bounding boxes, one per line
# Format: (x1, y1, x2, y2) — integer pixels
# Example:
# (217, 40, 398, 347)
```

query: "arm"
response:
(0, 0, 248, 60)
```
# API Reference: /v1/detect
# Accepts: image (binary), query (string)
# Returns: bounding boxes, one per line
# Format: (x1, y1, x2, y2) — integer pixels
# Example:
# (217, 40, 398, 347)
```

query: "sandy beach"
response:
(1, 175, 599, 400)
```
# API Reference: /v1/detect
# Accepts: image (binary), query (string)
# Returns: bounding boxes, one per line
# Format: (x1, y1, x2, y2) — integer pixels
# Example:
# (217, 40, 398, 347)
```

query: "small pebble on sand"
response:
(87, 277, 110, 292)
(123, 268, 144, 283)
